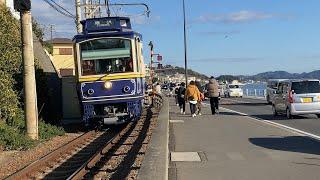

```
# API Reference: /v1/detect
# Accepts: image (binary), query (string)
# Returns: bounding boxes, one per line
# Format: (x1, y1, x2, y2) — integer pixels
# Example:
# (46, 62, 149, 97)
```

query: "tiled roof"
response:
(46, 38, 73, 44)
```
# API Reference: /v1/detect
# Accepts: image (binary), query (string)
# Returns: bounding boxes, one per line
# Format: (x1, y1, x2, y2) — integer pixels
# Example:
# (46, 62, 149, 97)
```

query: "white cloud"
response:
(194, 10, 285, 24)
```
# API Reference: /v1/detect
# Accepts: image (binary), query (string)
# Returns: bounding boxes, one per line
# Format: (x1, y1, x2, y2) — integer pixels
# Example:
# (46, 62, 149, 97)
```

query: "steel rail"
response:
(6, 130, 96, 179)
(67, 122, 134, 180)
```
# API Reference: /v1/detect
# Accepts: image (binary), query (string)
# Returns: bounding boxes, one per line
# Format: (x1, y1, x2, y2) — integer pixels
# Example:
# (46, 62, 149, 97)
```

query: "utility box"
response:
(61, 76, 81, 124)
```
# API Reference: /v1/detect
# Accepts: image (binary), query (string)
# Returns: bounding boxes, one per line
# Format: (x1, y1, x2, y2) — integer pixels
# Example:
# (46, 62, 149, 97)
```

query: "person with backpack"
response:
(206, 76, 220, 115)
(177, 82, 186, 114)
(185, 81, 201, 117)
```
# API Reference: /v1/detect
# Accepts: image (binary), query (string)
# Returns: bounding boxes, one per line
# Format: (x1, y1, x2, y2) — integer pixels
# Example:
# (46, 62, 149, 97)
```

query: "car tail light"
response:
(288, 90, 293, 103)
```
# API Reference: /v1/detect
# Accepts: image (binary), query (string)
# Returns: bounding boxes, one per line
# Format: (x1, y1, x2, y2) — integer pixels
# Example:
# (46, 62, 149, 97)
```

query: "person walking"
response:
(175, 84, 180, 106)
(155, 83, 161, 94)
(206, 76, 220, 115)
(195, 80, 204, 115)
(177, 82, 186, 114)
(185, 81, 201, 117)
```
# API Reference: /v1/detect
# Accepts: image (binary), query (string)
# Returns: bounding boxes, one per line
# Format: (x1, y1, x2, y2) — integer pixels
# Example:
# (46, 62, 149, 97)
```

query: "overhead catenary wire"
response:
(42, 0, 76, 19)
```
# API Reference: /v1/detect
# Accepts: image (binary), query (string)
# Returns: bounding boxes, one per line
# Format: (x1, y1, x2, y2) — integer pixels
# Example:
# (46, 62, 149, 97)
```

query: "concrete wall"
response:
(61, 76, 81, 124)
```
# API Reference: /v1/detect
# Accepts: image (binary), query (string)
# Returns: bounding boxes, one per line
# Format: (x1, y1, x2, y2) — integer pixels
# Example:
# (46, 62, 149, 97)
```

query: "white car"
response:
(224, 84, 243, 98)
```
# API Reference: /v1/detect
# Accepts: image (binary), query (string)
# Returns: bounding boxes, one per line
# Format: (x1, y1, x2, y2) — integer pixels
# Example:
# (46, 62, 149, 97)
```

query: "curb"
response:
(138, 96, 169, 180)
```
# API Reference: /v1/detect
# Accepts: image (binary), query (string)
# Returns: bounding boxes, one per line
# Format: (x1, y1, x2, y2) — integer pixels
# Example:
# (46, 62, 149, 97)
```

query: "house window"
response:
(59, 48, 73, 55)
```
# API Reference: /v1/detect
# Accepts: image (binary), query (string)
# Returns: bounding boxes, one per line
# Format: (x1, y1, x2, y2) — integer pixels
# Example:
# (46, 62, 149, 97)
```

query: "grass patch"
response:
(0, 122, 34, 151)
(0, 117, 65, 151)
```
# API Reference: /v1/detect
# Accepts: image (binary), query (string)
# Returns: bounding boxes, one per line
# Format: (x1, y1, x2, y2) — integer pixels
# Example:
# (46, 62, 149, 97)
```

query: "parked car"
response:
(272, 79, 320, 119)
(224, 84, 243, 98)
(266, 79, 287, 104)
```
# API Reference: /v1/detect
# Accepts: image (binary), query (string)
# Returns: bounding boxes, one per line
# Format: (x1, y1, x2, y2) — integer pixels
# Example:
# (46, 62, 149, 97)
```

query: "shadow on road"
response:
(249, 136, 320, 155)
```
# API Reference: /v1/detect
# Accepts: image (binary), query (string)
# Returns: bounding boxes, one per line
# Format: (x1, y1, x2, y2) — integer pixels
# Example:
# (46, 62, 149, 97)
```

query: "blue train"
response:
(73, 17, 146, 125)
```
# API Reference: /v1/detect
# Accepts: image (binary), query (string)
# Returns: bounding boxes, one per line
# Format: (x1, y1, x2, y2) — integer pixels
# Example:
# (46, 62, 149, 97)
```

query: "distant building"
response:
(46, 38, 75, 77)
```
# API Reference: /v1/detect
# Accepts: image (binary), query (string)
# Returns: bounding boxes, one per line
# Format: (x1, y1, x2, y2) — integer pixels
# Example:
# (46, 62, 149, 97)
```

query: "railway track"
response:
(70, 108, 159, 179)
(6, 107, 160, 180)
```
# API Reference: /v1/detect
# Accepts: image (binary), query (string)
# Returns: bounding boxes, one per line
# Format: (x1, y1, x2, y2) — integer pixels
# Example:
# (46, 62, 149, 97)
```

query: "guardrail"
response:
(243, 88, 267, 99)
(138, 94, 169, 180)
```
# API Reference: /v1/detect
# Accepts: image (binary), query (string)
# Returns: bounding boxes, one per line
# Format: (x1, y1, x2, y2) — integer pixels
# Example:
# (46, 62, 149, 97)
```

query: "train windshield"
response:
(80, 38, 133, 75)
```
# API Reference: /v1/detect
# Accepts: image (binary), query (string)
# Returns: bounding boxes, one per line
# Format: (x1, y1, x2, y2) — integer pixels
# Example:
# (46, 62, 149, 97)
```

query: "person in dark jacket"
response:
(195, 80, 204, 115)
(206, 76, 220, 115)
(177, 82, 186, 114)
(175, 85, 180, 106)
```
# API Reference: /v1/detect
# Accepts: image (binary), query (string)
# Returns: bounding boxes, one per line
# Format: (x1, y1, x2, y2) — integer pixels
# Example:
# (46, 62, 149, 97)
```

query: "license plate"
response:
(302, 98, 312, 103)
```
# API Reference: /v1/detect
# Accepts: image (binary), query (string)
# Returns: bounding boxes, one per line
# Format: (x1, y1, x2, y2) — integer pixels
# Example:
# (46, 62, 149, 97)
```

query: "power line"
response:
(42, 0, 76, 19)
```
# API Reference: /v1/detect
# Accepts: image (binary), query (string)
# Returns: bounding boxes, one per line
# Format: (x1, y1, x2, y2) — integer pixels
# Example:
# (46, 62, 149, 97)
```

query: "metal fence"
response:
(243, 88, 267, 99)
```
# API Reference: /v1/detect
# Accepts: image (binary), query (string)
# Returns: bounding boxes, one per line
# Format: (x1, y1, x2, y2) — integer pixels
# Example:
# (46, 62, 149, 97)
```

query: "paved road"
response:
(169, 98, 320, 180)
(214, 97, 320, 137)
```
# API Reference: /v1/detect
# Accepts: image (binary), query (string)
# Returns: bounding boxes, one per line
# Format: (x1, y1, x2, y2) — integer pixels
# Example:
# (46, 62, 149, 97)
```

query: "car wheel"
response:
(286, 108, 292, 119)
(317, 114, 320, 118)
(272, 105, 278, 116)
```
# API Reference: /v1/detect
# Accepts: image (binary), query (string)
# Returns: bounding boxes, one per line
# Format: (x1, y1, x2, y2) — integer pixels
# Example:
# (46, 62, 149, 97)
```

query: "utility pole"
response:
(20, 5, 39, 140)
(75, 0, 82, 33)
(148, 41, 154, 85)
(0, 0, 6, 6)
(49, 24, 54, 41)
(182, 0, 188, 85)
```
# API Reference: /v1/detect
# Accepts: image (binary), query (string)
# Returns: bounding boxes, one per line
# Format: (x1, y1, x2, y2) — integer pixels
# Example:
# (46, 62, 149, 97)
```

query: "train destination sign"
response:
(83, 17, 132, 34)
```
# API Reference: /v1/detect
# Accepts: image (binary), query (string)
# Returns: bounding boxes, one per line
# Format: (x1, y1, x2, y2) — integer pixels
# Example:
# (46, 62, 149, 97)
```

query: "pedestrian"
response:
(185, 81, 201, 117)
(206, 76, 220, 115)
(195, 80, 204, 115)
(177, 82, 186, 114)
(175, 84, 180, 106)
(155, 83, 161, 94)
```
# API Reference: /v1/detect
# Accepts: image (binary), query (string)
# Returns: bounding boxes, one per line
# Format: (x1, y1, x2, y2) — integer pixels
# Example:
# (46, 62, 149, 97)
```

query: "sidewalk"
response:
(169, 98, 320, 180)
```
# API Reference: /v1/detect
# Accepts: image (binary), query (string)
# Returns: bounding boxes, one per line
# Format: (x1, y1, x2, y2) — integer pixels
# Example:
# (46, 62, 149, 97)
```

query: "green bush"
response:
(0, 7, 65, 150)
(39, 120, 65, 140)
(0, 6, 22, 123)
(0, 122, 34, 150)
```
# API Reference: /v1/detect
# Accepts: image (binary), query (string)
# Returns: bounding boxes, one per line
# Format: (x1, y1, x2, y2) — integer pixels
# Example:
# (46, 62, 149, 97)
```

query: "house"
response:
(46, 38, 75, 77)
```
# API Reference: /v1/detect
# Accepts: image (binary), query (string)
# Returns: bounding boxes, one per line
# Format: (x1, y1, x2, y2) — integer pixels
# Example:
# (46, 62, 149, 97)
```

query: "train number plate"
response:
(302, 98, 312, 103)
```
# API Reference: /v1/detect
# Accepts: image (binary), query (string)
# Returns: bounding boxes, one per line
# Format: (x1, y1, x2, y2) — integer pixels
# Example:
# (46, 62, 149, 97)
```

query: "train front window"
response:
(80, 38, 133, 75)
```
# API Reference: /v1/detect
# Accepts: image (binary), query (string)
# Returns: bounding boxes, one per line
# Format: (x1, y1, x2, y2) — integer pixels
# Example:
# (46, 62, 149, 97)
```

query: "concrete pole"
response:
(0, 0, 6, 6)
(183, 0, 188, 86)
(75, 0, 82, 33)
(20, 10, 39, 140)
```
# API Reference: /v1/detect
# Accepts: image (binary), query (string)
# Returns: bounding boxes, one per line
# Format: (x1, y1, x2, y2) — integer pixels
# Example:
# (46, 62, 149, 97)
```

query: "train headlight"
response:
(104, 81, 112, 90)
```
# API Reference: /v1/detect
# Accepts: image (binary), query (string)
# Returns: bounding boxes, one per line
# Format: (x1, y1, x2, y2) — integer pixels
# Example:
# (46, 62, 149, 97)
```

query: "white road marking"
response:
(218, 106, 320, 141)
(171, 152, 201, 162)
(170, 120, 184, 123)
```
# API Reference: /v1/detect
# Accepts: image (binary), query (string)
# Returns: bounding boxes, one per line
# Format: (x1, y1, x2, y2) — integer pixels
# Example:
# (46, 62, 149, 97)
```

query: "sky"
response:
(7, 0, 320, 76)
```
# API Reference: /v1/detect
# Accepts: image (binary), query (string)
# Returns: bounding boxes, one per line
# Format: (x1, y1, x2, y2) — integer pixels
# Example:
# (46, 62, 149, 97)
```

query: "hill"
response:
(155, 65, 209, 80)
(217, 70, 320, 82)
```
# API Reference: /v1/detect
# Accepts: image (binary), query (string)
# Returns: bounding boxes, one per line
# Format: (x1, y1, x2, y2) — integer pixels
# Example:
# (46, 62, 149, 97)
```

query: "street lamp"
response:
(182, 0, 188, 85)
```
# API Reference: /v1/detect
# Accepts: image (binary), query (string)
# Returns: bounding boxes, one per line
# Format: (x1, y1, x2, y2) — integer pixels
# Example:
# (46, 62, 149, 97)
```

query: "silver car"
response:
(272, 79, 320, 119)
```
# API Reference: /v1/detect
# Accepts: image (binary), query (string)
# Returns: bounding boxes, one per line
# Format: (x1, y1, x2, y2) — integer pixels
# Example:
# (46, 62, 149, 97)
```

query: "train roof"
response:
(73, 16, 142, 43)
